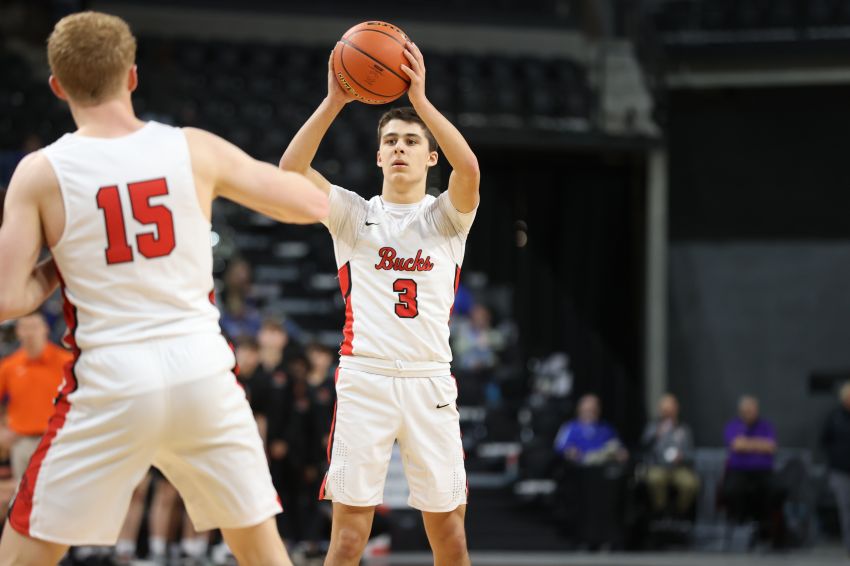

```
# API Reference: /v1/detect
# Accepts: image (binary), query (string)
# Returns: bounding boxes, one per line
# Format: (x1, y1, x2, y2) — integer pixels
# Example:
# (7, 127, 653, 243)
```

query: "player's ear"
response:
(376, 149, 383, 167)
(48, 75, 69, 101)
(427, 150, 438, 167)
(127, 65, 138, 93)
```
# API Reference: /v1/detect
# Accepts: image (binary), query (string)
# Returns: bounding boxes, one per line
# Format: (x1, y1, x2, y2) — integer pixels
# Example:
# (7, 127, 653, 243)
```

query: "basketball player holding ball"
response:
(0, 12, 327, 566)
(280, 26, 480, 566)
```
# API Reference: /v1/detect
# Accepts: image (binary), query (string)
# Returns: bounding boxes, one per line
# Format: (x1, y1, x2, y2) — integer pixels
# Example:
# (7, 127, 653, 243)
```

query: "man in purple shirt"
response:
(722, 395, 777, 526)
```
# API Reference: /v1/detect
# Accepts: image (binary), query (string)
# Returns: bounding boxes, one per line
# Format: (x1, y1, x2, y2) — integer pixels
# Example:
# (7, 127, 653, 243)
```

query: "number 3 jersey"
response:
(325, 185, 476, 376)
(42, 121, 222, 352)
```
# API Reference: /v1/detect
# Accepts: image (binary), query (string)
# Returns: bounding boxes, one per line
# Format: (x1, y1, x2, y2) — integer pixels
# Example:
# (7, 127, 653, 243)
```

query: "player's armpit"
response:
(304, 168, 332, 197)
(0, 152, 59, 321)
(185, 128, 329, 224)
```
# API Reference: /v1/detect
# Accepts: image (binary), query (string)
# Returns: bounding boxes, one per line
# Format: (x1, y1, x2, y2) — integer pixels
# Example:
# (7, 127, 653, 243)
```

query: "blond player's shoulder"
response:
(8, 151, 58, 199)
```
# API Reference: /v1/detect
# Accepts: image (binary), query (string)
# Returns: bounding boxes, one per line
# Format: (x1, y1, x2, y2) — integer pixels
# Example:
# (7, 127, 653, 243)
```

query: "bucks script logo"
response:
(375, 247, 434, 272)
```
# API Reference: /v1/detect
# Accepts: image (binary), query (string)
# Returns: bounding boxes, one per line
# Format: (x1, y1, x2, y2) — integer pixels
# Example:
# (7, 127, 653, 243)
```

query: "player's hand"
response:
(327, 50, 354, 106)
(401, 40, 427, 106)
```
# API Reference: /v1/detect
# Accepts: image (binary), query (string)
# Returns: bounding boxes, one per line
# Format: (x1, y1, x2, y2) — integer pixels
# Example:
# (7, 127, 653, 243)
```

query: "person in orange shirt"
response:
(0, 312, 72, 479)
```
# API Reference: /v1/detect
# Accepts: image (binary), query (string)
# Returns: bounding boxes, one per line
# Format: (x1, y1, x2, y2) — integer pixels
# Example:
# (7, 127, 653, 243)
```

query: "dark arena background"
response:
(2, 1, 850, 565)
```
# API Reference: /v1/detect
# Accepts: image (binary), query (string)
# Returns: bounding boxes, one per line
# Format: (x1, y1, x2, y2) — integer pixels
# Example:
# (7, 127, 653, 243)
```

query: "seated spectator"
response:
(554, 394, 628, 465)
(552, 394, 628, 548)
(640, 393, 699, 517)
(821, 381, 850, 557)
(218, 257, 261, 340)
(722, 395, 778, 527)
(452, 303, 506, 372)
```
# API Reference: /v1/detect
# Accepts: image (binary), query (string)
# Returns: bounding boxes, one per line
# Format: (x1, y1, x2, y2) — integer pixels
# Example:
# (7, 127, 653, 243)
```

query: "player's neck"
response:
(380, 179, 427, 205)
(69, 96, 145, 138)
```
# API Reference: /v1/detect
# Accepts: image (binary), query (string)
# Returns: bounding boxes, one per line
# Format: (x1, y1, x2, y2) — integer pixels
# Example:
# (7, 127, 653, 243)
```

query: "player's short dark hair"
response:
(377, 106, 438, 152)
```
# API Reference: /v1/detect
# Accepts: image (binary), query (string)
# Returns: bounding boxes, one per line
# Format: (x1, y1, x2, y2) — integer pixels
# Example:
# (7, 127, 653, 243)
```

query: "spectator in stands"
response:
(257, 317, 288, 370)
(0, 311, 72, 479)
(270, 355, 322, 547)
(640, 393, 699, 517)
(256, 318, 296, 536)
(235, 336, 271, 439)
(722, 395, 778, 525)
(554, 394, 628, 465)
(821, 381, 850, 556)
(218, 257, 261, 340)
(305, 342, 336, 448)
(452, 303, 505, 372)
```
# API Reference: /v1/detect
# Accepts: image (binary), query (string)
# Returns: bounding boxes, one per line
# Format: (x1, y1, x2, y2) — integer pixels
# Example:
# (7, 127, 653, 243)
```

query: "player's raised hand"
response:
(327, 50, 354, 106)
(401, 40, 427, 105)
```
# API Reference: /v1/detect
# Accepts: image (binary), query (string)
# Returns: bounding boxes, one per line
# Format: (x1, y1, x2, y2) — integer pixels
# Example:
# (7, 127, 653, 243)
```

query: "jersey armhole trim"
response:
(41, 149, 72, 251)
(178, 127, 213, 230)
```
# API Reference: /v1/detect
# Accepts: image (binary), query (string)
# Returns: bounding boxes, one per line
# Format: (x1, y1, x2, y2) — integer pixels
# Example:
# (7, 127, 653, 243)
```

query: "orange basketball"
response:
(332, 21, 411, 105)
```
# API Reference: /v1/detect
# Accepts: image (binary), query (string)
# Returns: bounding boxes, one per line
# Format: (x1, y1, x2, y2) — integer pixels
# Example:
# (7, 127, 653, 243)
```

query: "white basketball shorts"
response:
(320, 367, 467, 512)
(8, 333, 281, 546)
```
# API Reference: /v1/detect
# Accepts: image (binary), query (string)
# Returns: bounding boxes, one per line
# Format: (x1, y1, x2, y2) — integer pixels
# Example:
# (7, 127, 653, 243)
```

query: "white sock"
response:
(149, 536, 167, 557)
(181, 536, 209, 557)
(115, 539, 136, 557)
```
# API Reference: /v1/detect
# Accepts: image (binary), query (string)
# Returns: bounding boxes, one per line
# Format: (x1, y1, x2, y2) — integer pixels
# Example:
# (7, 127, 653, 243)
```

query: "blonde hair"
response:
(47, 11, 136, 105)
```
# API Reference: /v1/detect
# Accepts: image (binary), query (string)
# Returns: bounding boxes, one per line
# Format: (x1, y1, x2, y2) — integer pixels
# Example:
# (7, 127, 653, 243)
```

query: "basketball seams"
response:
(339, 48, 404, 101)
(347, 27, 408, 48)
(339, 38, 410, 86)
(338, 45, 407, 102)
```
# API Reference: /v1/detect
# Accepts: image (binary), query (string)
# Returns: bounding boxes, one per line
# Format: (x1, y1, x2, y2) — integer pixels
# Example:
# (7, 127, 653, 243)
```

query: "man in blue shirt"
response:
(554, 394, 627, 465)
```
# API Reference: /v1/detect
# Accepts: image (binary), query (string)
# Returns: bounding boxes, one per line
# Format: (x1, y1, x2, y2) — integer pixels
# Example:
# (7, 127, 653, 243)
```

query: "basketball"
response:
(332, 21, 411, 105)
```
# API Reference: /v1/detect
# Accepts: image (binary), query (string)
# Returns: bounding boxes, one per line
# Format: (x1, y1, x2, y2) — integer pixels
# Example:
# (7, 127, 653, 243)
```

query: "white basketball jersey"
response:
(43, 121, 221, 351)
(325, 185, 476, 375)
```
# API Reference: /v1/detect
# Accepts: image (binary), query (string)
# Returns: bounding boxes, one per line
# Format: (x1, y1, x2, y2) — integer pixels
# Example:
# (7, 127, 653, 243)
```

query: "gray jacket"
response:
(641, 419, 695, 467)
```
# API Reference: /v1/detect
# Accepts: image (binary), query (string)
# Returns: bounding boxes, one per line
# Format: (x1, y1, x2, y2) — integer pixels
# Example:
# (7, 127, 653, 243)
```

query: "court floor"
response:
(127, 544, 849, 566)
(364, 547, 849, 566)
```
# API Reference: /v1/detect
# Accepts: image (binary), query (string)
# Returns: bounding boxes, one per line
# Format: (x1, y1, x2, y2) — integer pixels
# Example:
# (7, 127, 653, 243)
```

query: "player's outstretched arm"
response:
(401, 41, 480, 213)
(185, 128, 329, 224)
(0, 153, 60, 322)
(279, 52, 353, 196)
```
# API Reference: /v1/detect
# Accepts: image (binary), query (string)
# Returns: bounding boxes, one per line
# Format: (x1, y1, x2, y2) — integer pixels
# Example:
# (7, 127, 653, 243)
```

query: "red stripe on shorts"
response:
(9, 281, 79, 535)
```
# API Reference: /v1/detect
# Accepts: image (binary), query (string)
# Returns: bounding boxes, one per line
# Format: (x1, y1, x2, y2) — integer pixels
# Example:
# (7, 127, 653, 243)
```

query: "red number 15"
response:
(96, 178, 176, 265)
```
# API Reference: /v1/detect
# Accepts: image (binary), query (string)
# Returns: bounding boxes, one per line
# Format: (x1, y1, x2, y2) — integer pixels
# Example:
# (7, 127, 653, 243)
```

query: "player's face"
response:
(377, 120, 437, 184)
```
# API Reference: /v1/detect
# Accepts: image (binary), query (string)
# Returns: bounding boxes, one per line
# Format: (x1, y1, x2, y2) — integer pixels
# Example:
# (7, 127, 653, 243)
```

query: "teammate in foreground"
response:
(0, 12, 327, 566)
(280, 42, 480, 566)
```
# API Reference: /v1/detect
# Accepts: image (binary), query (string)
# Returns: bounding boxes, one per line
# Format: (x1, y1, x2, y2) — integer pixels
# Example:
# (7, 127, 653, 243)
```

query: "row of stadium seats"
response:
(0, 37, 595, 178)
(653, 0, 850, 33)
(131, 0, 579, 28)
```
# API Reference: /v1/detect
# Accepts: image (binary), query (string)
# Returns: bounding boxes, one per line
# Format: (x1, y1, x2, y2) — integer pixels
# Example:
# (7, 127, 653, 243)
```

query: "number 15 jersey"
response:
(43, 122, 221, 353)
(325, 185, 476, 375)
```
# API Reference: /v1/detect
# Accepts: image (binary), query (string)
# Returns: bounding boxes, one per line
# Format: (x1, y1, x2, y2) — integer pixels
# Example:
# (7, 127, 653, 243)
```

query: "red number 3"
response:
(393, 279, 418, 318)
(96, 178, 176, 265)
